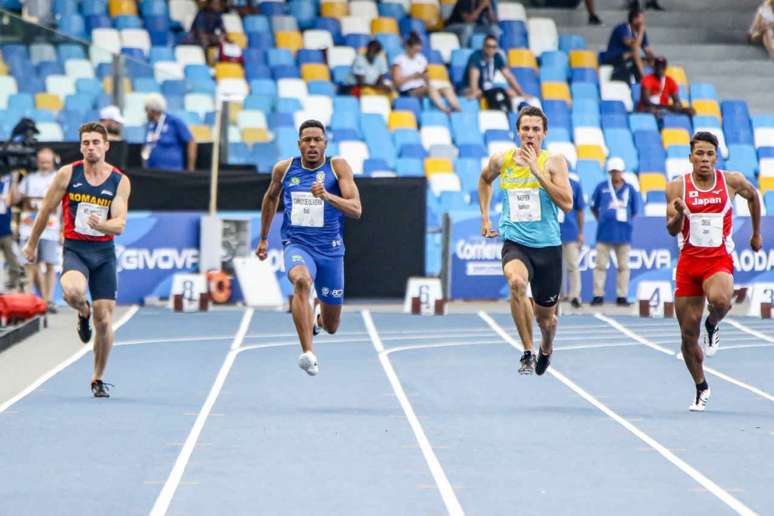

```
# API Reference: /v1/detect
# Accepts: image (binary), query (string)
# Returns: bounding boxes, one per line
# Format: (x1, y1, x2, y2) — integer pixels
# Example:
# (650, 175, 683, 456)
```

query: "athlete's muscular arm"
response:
(725, 171, 763, 251)
(255, 159, 289, 260)
(478, 153, 502, 237)
(21, 165, 72, 262)
(89, 175, 131, 235)
(665, 177, 686, 236)
(314, 158, 362, 219)
(521, 146, 573, 212)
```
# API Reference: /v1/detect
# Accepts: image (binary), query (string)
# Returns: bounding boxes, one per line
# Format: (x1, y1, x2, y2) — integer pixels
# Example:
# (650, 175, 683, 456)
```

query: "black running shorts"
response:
(501, 239, 562, 307)
(62, 240, 118, 301)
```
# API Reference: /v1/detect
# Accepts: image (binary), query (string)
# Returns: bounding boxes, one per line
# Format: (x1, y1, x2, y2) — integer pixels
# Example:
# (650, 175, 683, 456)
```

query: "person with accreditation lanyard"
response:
(142, 93, 197, 172)
(590, 157, 640, 307)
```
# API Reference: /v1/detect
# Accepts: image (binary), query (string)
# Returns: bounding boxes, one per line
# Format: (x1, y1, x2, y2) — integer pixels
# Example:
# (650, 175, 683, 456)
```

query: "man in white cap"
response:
(142, 93, 197, 172)
(99, 105, 124, 141)
(589, 157, 640, 306)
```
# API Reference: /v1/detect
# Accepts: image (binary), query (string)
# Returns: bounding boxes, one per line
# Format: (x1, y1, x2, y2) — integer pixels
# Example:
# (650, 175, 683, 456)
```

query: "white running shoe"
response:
(298, 351, 319, 376)
(703, 322, 720, 357)
(689, 387, 711, 412)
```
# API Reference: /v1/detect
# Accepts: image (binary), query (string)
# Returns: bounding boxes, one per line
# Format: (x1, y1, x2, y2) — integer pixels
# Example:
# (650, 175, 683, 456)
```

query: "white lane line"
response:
(0, 305, 140, 414)
(725, 319, 774, 344)
(479, 311, 758, 516)
(361, 310, 464, 516)
(149, 308, 254, 516)
(594, 313, 774, 404)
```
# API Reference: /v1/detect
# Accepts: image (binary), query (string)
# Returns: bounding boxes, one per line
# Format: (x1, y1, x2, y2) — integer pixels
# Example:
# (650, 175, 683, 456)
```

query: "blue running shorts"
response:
(283, 243, 344, 305)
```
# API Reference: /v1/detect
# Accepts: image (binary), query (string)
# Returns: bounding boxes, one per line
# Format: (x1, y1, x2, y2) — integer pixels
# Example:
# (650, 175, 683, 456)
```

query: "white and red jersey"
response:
(678, 169, 734, 258)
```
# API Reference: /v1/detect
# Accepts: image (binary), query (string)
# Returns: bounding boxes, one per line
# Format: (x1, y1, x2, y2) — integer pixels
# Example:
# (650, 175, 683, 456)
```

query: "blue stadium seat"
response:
(399, 18, 426, 39)
(758, 146, 774, 159)
(332, 128, 361, 142)
(243, 94, 273, 113)
(646, 190, 667, 204)
(363, 158, 391, 175)
(394, 128, 421, 152)
(438, 191, 469, 212)
(58, 44, 86, 63)
(260, 2, 288, 16)
(249, 78, 277, 98)
(571, 82, 598, 102)
(149, 46, 175, 63)
(160, 79, 186, 97)
(268, 112, 294, 128)
(540, 66, 566, 83)
(576, 159, 605, 197)
(308, 80, 336, 97)
(37, 60, 64, 78)
(297, 49, 324, 64)
(85, 14, 111, 32)
(64, 93, 94, 113)
(227, 143, 250, 165)
(499, 20, 528, 49)
(484, 129, 510, 145)
(94, 62, 112, 79)
(248, 32, 274, 49)
(662, 114, 692, 133)
(81, 0, 107, 16)
(345, 34, 371, 50)
(314, 18, 343, 45)
(455, 158, 481, 192)
(271, 65, 300, 80)
(727, 144, 758, 179)
(392, 96, 421, 122)
(289, 0, 315, 30)
(378, 2, 405, 19)
(420, 111, 450, 129)
(188, 78, 215, 94)
(451, 112, 483, 145)
(457, 143, 487, 159)
(572, 111, 600, 129)
(140, 0, 167, 17)
(764, 191, 774, 213)
(510, 67, 540, 97)
(629, 113, 658, 132)
(124, 126, 145, 143)
(267, 48, 294, 68)
(571, 68, 597, 84)
(399, 143, 427, 159)
(330, 111, 360, 135)
(541, 50, 568, 75)
(114, 15, 143, 30)
(605, 128, 639, 172)
(601, 113, 628, 130)
(667, 145, 690, 158)
(559, 34, 586, 52)
(252, 142, 280, 172)
(396, 158, 424, 177)
(246, 64, 272, 81)
(543, 100, 572, 133)
(59, 14, 87, 40)
(133, 77, 161, 92)
(276, 97, 302, 113)
(544, 127, 571, 144)
(689, 82, 717, 101)
(361, 113, 396, 165)
(244, 15, 270, 33)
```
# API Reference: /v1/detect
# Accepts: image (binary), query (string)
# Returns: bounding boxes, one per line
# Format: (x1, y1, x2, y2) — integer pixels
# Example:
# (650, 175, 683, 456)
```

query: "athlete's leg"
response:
(288, 265, 315, 353)
(61, 270, 90, 318)
(504, 259, 534, 352)
(312, 254, 344, 334)
(91, 299, 114, 382)
(534, 304, 557, 355)
(319, 303, 342, 334)
(675, 296, 706, 384)
(703, 271, 734, 328)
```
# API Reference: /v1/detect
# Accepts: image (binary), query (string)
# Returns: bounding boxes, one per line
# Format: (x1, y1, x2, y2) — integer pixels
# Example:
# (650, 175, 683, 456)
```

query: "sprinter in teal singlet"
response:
(478, 106, 573, 376)
(256, 120, 362, 376)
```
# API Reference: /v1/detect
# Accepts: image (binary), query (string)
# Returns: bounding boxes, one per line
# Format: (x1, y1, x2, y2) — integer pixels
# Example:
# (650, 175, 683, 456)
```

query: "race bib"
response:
(507, 189, 541, 222)
(290, 192, 324, 227)
(75, 202, 108, 236)
(689, 213, 724, 247)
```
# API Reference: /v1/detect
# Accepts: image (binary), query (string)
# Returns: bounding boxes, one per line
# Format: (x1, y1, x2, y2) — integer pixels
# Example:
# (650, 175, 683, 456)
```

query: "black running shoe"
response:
(91, 380, 113, 398)
(535, 351, 552, 376)
(77, 302, 92, 343)
(519, 350, 535, 375)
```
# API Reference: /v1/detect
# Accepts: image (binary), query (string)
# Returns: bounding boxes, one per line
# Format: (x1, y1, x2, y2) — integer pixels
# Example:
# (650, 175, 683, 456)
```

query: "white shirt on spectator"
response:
(350, 54, 389, 86)
(19, 171, 60, 241)
(393, 52, 428, 92)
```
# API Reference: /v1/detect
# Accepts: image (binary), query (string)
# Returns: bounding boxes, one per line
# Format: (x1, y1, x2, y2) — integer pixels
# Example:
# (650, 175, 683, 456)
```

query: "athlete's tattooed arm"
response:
(315, 158, 361, 219)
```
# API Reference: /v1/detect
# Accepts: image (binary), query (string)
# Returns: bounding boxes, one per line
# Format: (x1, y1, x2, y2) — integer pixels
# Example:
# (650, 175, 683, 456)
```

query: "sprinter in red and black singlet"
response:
(22, 122, 131, 398)
(665, 132, 763, 412)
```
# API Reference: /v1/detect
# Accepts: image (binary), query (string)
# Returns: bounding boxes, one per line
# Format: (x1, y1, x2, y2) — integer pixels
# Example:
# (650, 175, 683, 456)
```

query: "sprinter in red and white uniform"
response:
(666, 132, 762, 412)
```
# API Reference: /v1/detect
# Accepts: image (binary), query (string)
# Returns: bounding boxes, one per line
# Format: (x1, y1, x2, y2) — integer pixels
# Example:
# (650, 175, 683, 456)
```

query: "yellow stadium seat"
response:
(215, 62, 244, 80)
(759, 176, 774, 194)
(508, 49, 537, 69)
(639, 173, 668, 196)
(35, 93, 63, 111)
(102, 77, 131, 95)
(576, 145, 605, 167)
(241, 127, 271, 143)
(388, 111, 417, 131)
(371, 17, 399, 35)
(692, 99, 721, 119)
(190, 125, 213, 142)
(666, 66, 687, 86)
(227, 32, 248, 49)
(661, 128, 690, 149)
(0, 60, 8, 75)
(275, 31, 303, 54)
(569, 50, 597, 69)
(410, 3, 442, 31)
(541, 82, 571, 103)
(424, 158, 453, 176)
(228, 103, 243, 125)
(426, 64, 449, 82)
(108, 0, 137, 17)
(301, 63, 331, 82)
(320, 1, 348, 18)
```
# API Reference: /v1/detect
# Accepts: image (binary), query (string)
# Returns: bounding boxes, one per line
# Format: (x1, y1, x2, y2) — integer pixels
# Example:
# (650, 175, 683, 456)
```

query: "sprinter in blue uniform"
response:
(256, 120, 362, 376)
(22, 122, 131, 398)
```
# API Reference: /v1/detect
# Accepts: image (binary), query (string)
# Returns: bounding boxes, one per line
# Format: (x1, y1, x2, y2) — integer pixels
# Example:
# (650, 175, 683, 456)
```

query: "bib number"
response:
(689, 213, 723, 247)
(75, 202, 108, 237)
(290, 192, 324, 227)
(507, 188, 541, 222)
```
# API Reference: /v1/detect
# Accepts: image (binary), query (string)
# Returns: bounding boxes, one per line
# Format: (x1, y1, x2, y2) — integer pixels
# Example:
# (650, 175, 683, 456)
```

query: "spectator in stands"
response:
(561, 175, 586, 308)
(585, 0, 602, 25)
(142, 93, 197, 172)
(445, 0, 502, 49)
(464, 35, 531, 112)
(590, 158, 640, 307)
(188, 0, 226, 54)
(0, 174, 22, 292)
(637, 56, 695, 120)
(99, 105, 124, 142)
(749, 0, 774, 58)
(345, 40, 393, 96)
(601, 7, 655, 84)
(12, 148, 61, 312)
(392, 32, 462, 113)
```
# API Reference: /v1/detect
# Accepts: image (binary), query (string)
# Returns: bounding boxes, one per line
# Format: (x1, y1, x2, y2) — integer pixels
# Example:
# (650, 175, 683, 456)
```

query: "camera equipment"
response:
(0, 118, 39, 174)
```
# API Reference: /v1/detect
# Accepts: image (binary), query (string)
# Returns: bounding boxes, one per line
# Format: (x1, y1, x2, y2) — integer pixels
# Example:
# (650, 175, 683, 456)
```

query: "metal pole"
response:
(208, 99, 223, 216)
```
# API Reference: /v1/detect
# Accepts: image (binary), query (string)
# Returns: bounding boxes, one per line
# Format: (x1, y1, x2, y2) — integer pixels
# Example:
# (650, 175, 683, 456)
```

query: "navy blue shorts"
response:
(283, 243, 344, 305)
(62, 240, 117, 301)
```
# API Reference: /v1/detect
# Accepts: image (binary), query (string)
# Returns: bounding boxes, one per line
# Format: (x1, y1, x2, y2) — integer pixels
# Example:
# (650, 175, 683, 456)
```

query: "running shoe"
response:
(298, 351, 319, 376)
(77, 302, 92, 343)
(518, 350, 535, 375)
(535, 350, 552, 376)
(312, 303, 322, 336)
(703, 319, 720, 357)
(689, 386, 711, 412)
(91, 380, 113, 398)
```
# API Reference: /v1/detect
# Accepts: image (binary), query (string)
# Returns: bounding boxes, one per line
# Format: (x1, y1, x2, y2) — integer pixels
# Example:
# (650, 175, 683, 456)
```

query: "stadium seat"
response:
(661, 128, 690, 150)
(424, 157, 454, 176)
(639, 172, 667, 196)
(35, 93, 64, 111)
(569, 50, 597, 69)
(388, 111, 418, 131)
(541, 82, 571, 104)
(666, 66, 687, 86)
(576, 144, 605, 167)
(600, 81, 633, 112)
(320, 0, 348, 18)
(410, 2, 441, 31)
(275, 31, 303, 54)
(303, 30, 335, 50)
(692, 99, 721, 119)
(429, 32, 459, 63)
(527, 17, 558, 57)
(371, 17, 399, 35)
(508, 49, 537, 69)
(301, 63, 330, 82)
